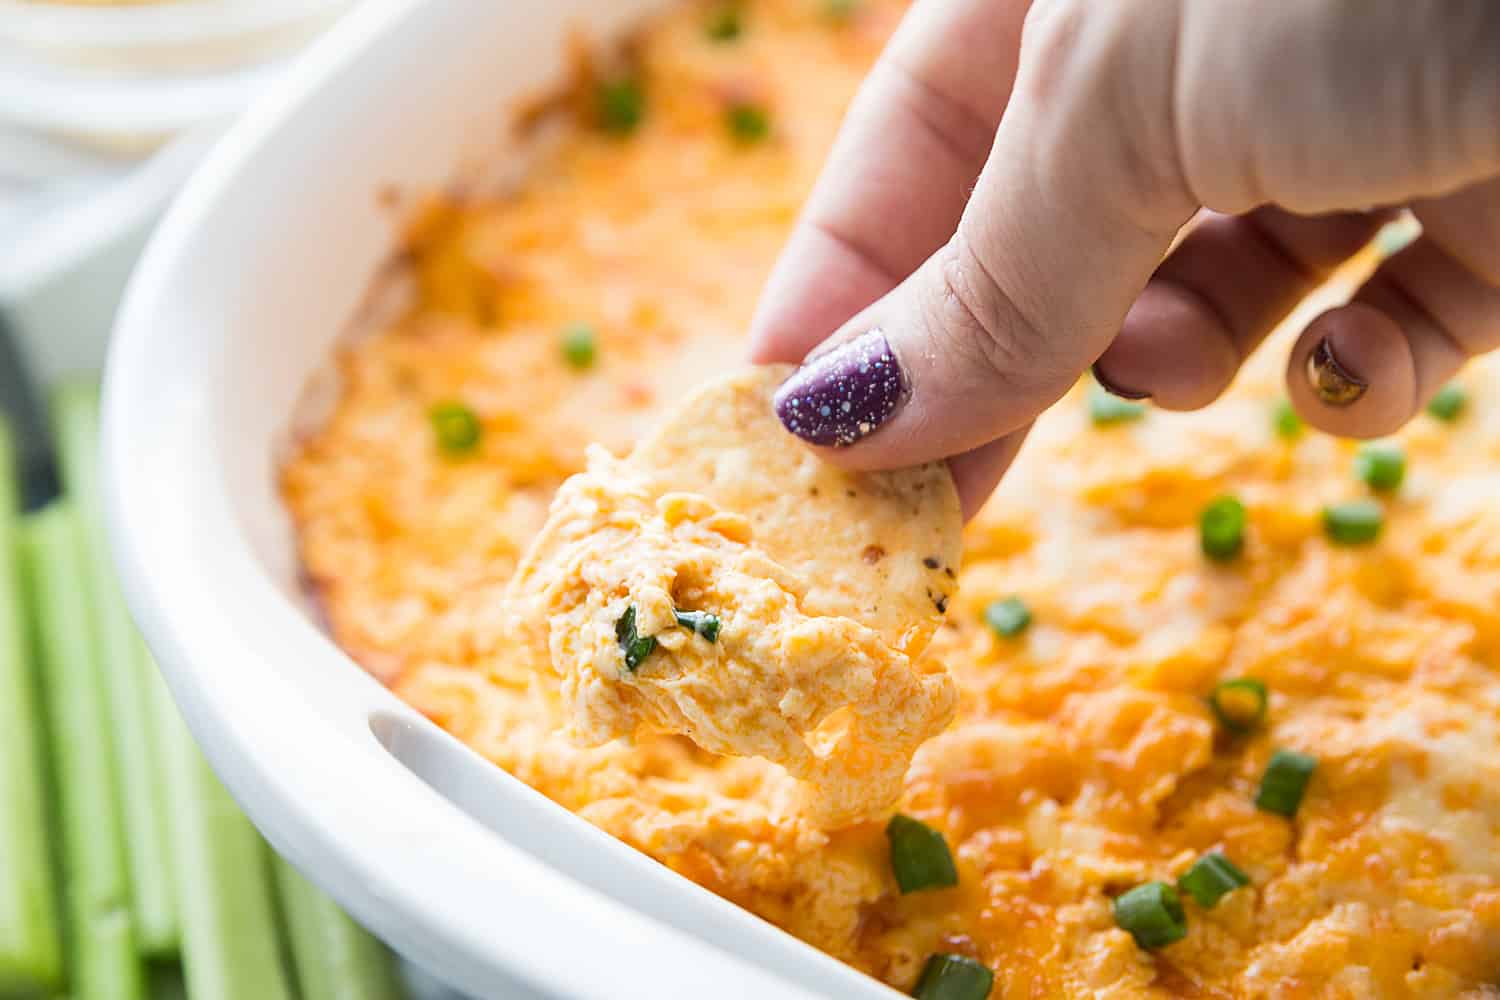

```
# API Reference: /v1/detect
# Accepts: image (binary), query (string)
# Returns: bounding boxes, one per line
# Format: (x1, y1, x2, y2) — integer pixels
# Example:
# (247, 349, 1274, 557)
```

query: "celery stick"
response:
(272, 853, 407, 1000)
(0, 425, 64, 994)
(49, 382, 177, 955)
(70, 910, 142, 1000)
(135, 639, 186, 873)
(21, 505, 145, 1000)
(159, 708, 295, 1000)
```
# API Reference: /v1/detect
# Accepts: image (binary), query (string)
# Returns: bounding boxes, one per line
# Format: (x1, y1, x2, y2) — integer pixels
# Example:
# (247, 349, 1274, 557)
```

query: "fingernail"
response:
(1306, 337, 1368, 407)
(773, 329, 907, 446)
(1090, 363, 1151, 400)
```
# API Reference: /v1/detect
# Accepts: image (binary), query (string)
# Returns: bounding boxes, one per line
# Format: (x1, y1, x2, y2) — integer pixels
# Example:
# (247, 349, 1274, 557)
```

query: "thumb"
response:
(772, 1, 1192, 468)
(771, 0, 1500, 472)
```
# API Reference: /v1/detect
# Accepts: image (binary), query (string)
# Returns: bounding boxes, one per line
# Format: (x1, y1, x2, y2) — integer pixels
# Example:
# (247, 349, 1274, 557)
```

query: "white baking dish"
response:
(102, 1, 901, 998)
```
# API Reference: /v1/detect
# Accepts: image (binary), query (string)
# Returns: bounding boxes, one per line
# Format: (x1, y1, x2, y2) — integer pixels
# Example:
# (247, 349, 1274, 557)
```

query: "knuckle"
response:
(1442, 2, 1500, 160)
(1020, 0, 1091, 75)
(1419, 188, 1500, 291)
(925, 237, 1053, 392)
(1018, 0, 1122, 106)
(1468, 202, 1500, 289)
(1021, 0, 1195, 225)
(1469, 250, 1500, 292)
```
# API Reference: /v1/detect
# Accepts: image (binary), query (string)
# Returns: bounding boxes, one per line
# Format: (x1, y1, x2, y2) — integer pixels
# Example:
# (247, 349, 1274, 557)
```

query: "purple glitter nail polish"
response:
(773, 329, 907, 446)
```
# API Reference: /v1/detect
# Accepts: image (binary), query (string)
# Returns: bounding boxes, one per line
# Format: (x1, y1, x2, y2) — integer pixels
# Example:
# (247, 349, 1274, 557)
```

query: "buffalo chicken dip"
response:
(282, 1, 1500, 994)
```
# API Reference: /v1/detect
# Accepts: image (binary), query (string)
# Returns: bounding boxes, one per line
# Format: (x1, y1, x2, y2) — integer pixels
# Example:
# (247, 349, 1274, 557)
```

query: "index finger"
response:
(746, 0, 1031, 364)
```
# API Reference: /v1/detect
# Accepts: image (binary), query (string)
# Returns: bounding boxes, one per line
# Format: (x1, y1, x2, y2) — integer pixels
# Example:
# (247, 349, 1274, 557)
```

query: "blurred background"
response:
(2, 0, 350, 489)
(0, 3, 462, 998)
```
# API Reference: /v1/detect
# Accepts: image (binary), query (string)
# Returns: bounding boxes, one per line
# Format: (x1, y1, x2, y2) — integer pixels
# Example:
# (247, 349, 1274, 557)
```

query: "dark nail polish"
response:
(773, 329, 906, 446)
(1091, 363, 1151, 400)
(1306, 337, 1368, 407)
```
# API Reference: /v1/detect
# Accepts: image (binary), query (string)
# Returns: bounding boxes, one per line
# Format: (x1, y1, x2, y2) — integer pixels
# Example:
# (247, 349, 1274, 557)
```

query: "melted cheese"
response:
(506, 444, 956, 826)
(281, 0, 1500, 993)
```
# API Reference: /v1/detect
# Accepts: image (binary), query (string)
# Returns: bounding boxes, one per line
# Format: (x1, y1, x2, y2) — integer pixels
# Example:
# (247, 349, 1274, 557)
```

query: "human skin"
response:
(749, 0, 1500, 517)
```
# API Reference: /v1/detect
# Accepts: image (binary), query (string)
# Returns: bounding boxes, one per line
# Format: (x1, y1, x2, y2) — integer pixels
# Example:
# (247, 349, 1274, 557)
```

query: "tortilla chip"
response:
(506, 366, 962, 826)
(631, 366, 961, 655)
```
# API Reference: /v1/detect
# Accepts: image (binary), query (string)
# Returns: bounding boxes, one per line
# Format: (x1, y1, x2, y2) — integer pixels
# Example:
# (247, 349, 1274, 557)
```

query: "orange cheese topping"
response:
(282, 1, 1500, 994)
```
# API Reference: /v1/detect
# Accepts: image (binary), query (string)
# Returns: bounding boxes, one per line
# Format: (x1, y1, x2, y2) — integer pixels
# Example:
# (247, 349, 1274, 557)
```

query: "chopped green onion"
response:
(1375, 217, 1419, 257)
(1113, 881, 1187, 950)
(1427, 382, 1468, 422)
(824, 0, 861, 24)
(1255, 748, 1317, 817)
(704, 4, 742, 41)
(1177, 852, 1249, 908)
(673, 609, 721, 642)
(560, 324, 598, 370)
(726, 103, 771, 143)
(1353, 442, 1405, 492)
(429, 401, 482, 456)
(1208, 678, 1267, 734)
(1272, 399, 1303, 441)
(984, 596, 1031, 639)
(597, 78, 645, 135)
(615, 606, 657, 672)
(1322, 499, 1383, 545)
(886, 814, 958, 894)
(1088, 380, 1146, 426)
(911, 953, 992, 1000)
(1199, 495, 1247, 562)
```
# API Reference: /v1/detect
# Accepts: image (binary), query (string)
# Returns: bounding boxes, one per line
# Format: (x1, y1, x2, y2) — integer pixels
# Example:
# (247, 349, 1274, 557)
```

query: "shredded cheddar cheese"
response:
(282, 0, 1500, 993)
(506, 370, 960, 827)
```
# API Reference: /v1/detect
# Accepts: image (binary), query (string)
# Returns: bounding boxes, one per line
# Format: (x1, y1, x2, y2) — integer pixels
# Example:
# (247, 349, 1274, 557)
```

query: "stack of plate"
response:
(0, 0, 357, 481)
(0, 0, 352, 150)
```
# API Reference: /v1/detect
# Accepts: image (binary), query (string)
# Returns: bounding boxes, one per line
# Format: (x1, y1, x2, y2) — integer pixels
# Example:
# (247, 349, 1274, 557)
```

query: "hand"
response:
(749, 0, 1500, 516)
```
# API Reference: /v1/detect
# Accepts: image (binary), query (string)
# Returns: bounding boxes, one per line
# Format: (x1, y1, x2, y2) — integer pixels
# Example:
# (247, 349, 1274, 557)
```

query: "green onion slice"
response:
(704, 3, 742, 40)
(984, 596, 1031, 639)
(1208, 678, 1267, 734)
(1113, 881, 1187, 950)
(1375, 217, 1419, 257)
(911, 953, 992, 1000)
(615, 606, 657, 672)
(824, 0, 861, 24)
(1427, 382, 1468, 422)
(1272, 399, 1303, 441)
(1088, 380, 1146, 426)
(428, 402, 482, 456)
(1322, 499, 1383, 546)
(1199, 495, 1247, 562)
(673, 609, 721, 642)
(1255, 748, 1317, 817)
(1353, 442, 1405, 492)
(1177, 852, 1250, 908)
(886, 814, 958, 894)
(726, 103, 771, 143)
(560, 324, 598, 370)
(597, 78, 645, 135)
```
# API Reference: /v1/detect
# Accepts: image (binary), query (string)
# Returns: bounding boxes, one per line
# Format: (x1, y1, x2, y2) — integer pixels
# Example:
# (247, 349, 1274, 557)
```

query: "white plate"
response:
(102, 1, 902, 998)
(0, 0, 353, 150)
(0, 53, 281, 151)
(0, 0, 349, 70)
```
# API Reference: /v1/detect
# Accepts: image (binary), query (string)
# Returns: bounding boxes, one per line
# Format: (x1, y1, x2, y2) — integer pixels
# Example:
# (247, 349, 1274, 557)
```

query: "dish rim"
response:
(99, 1, 890, 997)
